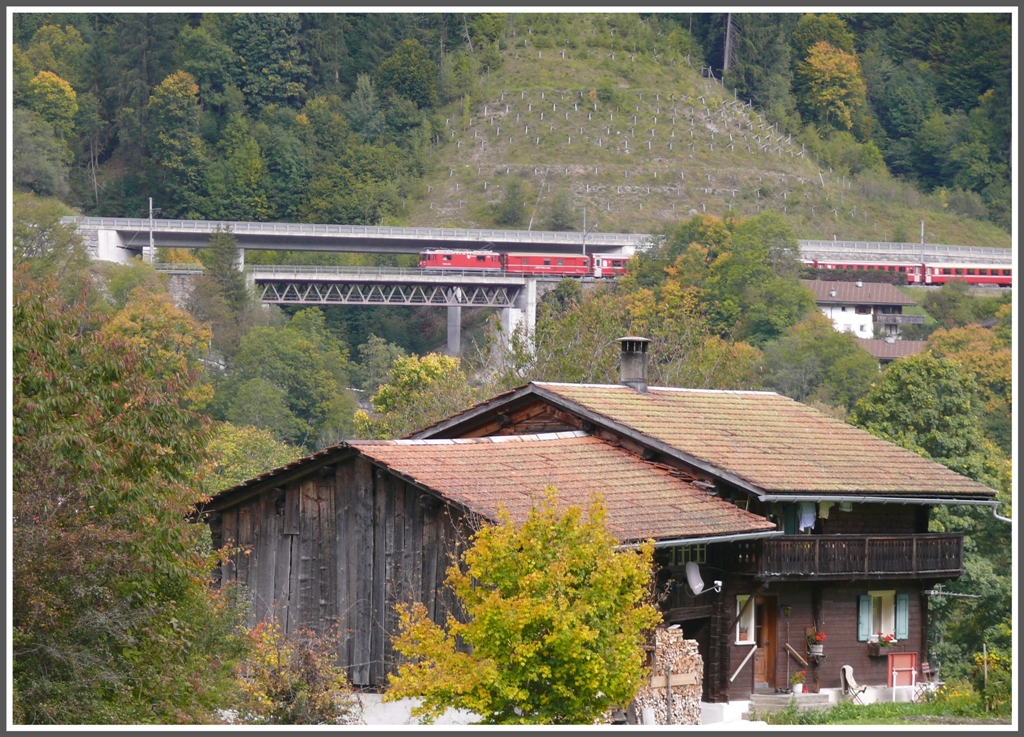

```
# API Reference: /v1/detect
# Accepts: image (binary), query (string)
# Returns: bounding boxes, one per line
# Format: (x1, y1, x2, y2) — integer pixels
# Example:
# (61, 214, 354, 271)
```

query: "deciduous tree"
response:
(849, 353, 1004, 491)
(795, 41, 867, 131)
(13, 268, 248, 724)
(355, 353, 476, 439)
(386, 490, 661, 725)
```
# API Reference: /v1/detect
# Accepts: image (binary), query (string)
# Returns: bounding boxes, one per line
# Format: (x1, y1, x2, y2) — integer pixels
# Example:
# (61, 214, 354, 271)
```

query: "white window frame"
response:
(735, 595, 755, 644)
(868, 589, 895, 641)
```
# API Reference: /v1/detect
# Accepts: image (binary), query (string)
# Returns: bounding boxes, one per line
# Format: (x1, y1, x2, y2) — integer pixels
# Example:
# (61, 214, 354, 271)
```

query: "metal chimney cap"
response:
(618, 336, 651, 347)
(855, 280, 863, 288)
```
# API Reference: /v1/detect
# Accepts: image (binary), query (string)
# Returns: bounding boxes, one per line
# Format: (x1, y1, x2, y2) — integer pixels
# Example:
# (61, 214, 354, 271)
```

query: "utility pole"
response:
(148, 197, 155, 264)
(582, 207, 598, 258)
(920, 219, 925, 264)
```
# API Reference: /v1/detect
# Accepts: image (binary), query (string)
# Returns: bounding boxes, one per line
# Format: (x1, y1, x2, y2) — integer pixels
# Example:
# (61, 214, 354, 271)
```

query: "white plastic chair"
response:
(841, 664, 867, 705)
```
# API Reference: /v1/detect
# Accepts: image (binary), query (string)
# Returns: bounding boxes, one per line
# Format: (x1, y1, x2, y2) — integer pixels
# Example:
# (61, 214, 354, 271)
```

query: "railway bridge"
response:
(160, 263, 541, 356)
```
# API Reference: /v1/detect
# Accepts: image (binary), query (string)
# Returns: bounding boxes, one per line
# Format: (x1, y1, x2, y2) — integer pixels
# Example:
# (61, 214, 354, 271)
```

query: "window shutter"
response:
(895, 594, 910, 640)
(858, 595, 872, 641)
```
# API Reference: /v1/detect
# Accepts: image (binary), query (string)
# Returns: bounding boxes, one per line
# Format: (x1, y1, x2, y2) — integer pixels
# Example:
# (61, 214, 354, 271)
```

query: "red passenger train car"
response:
(804, 258, 926, 284)
(503, 252, 590, 276)
(418, 249, 629, 278)
(804, 258, 1012, 288)
(924, 263, 1013, 287)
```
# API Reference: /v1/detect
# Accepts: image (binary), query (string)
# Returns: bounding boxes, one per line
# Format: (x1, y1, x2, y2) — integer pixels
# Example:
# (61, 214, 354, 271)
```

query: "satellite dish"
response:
(685, 561, 705, 595)
(685, 561, 723, 596)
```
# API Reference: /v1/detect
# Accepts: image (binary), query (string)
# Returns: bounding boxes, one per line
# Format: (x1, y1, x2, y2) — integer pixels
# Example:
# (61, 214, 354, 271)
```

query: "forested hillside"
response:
(12, 12, 1012, 242)
(11, 12, 1013, 723)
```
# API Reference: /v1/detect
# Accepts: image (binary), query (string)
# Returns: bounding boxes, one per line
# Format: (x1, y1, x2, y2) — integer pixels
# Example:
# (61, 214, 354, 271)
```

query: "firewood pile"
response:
(630, 627, 703, 725)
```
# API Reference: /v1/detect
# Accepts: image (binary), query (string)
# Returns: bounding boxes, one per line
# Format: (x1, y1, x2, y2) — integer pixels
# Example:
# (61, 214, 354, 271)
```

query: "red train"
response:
(419, 249, 629, 278)
(803, 257, 1012, 287)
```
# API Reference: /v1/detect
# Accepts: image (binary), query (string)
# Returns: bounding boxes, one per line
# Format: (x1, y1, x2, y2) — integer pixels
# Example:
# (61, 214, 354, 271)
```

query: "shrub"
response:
(237, 620, 357, 724)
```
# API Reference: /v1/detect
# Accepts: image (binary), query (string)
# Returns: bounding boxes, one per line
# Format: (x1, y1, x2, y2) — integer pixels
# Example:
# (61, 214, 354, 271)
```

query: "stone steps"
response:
(742, 692, 832, 720)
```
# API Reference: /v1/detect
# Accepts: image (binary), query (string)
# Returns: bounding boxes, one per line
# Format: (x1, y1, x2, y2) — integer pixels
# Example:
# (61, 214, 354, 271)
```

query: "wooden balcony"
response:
(756, 533, 964, 581)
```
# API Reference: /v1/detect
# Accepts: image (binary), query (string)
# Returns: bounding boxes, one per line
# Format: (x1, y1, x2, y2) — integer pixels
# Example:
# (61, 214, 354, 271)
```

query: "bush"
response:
(237, 620, 357, 724)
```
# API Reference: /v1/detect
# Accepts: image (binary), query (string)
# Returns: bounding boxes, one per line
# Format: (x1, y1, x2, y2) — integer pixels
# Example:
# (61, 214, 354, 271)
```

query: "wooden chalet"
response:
(197, 338, 998, 704)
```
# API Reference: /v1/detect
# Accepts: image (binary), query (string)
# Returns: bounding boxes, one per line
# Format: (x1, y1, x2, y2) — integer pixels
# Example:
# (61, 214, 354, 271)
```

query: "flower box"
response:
(867, 643, 892, 658)
(808, 643, 825, 657)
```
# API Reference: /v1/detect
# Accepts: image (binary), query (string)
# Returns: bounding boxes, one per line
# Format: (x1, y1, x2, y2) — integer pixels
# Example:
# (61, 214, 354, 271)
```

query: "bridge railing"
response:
(59, 216, 652, 248)
(799, 240, 1012, 261)
(61, 216, 1011, 261)
(248, 265, 527, 280)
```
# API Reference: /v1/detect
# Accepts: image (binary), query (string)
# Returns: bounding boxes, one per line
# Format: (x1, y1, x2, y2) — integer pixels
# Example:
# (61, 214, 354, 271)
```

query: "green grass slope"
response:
(401, 15, 1010, 248)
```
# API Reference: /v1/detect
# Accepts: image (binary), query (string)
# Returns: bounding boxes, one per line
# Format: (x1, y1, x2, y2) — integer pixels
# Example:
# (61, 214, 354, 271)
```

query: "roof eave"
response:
(757, 493, 998, 505)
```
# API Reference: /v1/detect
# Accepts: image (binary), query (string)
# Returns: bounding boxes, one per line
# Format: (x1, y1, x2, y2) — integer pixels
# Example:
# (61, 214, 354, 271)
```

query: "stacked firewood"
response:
(628, 627, 703, 725)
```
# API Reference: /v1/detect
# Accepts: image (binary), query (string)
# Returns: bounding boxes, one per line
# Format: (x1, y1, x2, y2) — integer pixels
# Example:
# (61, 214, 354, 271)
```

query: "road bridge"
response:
(61, 216, 645, 263)
(63, 216, 1010, 266)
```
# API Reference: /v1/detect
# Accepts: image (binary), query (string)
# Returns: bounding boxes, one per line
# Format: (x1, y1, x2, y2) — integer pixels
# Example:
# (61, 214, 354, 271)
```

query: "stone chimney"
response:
(618, 336, 651, 393)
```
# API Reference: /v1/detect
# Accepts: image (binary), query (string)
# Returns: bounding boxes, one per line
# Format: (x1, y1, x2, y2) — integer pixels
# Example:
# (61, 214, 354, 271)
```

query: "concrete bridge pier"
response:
(499, 278, 537, 351)
(447, 303, 462, 356)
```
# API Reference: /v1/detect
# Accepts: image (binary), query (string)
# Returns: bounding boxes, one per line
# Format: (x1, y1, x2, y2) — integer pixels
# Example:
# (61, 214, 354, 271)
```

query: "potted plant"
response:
(807, 630, 826, 657)
(789, 669, 807, 694)
(867, 632, 896, 657)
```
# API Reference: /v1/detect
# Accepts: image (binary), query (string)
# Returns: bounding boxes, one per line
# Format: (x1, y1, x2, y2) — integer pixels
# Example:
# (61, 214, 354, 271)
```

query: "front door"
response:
(752, 596, 778, 691)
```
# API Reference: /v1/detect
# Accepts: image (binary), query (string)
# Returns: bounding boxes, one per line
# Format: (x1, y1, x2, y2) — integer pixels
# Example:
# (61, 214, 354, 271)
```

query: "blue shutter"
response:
(895, 594, 910, 640)
(858, 595, 872, 641)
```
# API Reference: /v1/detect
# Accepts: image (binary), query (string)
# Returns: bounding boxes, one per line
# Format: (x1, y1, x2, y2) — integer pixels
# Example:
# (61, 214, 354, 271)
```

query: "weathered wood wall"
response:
(820, 504, 924, 535)
(212, 455, 471, 688)
(717, 581, 926, 701)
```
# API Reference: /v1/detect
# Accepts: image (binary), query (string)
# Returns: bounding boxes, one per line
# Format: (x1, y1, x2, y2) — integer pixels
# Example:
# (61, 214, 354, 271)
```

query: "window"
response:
(855, 305, 871, 314)
(613, 260, 623, 267)
(444, 254, 452, 261)
(967, 269, 976, 275)
(943, 268, 952, 275)
(736, 595, 755, 644)
(557, 258, 564, 266)
(544, 259, 551, 266)
(667, 544, 706, 566)
(1003, 269, 1012, 276)
(979, 269, 988, 275)
(898, 266, 906, 273)
(858, 591, 909, 641)
(477, 255, 486, 262)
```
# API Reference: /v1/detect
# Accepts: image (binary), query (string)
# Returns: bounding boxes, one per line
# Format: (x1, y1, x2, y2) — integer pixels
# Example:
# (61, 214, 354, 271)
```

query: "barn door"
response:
(752, 596, 778, 690)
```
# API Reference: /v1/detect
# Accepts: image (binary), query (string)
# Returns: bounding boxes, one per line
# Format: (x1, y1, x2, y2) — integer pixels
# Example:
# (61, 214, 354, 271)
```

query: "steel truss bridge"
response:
(250, 266, 527, 308)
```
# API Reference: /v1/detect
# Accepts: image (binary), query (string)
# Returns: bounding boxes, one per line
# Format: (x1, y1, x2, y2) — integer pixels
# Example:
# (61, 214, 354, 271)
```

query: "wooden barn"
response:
(197, 338, 998, 703)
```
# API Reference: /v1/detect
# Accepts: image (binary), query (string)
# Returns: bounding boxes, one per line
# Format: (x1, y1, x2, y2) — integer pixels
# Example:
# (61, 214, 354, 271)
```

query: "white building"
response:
(802, 280, 924, 338)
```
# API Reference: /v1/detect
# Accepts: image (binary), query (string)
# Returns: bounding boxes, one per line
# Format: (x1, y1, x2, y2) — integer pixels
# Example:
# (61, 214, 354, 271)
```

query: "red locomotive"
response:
(419, 249, 628, 278)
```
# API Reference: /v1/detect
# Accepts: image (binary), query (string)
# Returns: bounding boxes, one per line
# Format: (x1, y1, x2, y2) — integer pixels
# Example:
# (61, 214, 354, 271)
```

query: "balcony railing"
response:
(874, 314, 925, 324)
(757, 533, 963, 580)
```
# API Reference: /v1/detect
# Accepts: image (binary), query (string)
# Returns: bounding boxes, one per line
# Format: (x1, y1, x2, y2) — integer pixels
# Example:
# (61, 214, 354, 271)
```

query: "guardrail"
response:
(800, 240, 1012, 260)
(65, 217, 1011, 260)
(59, 216, 651, 248)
